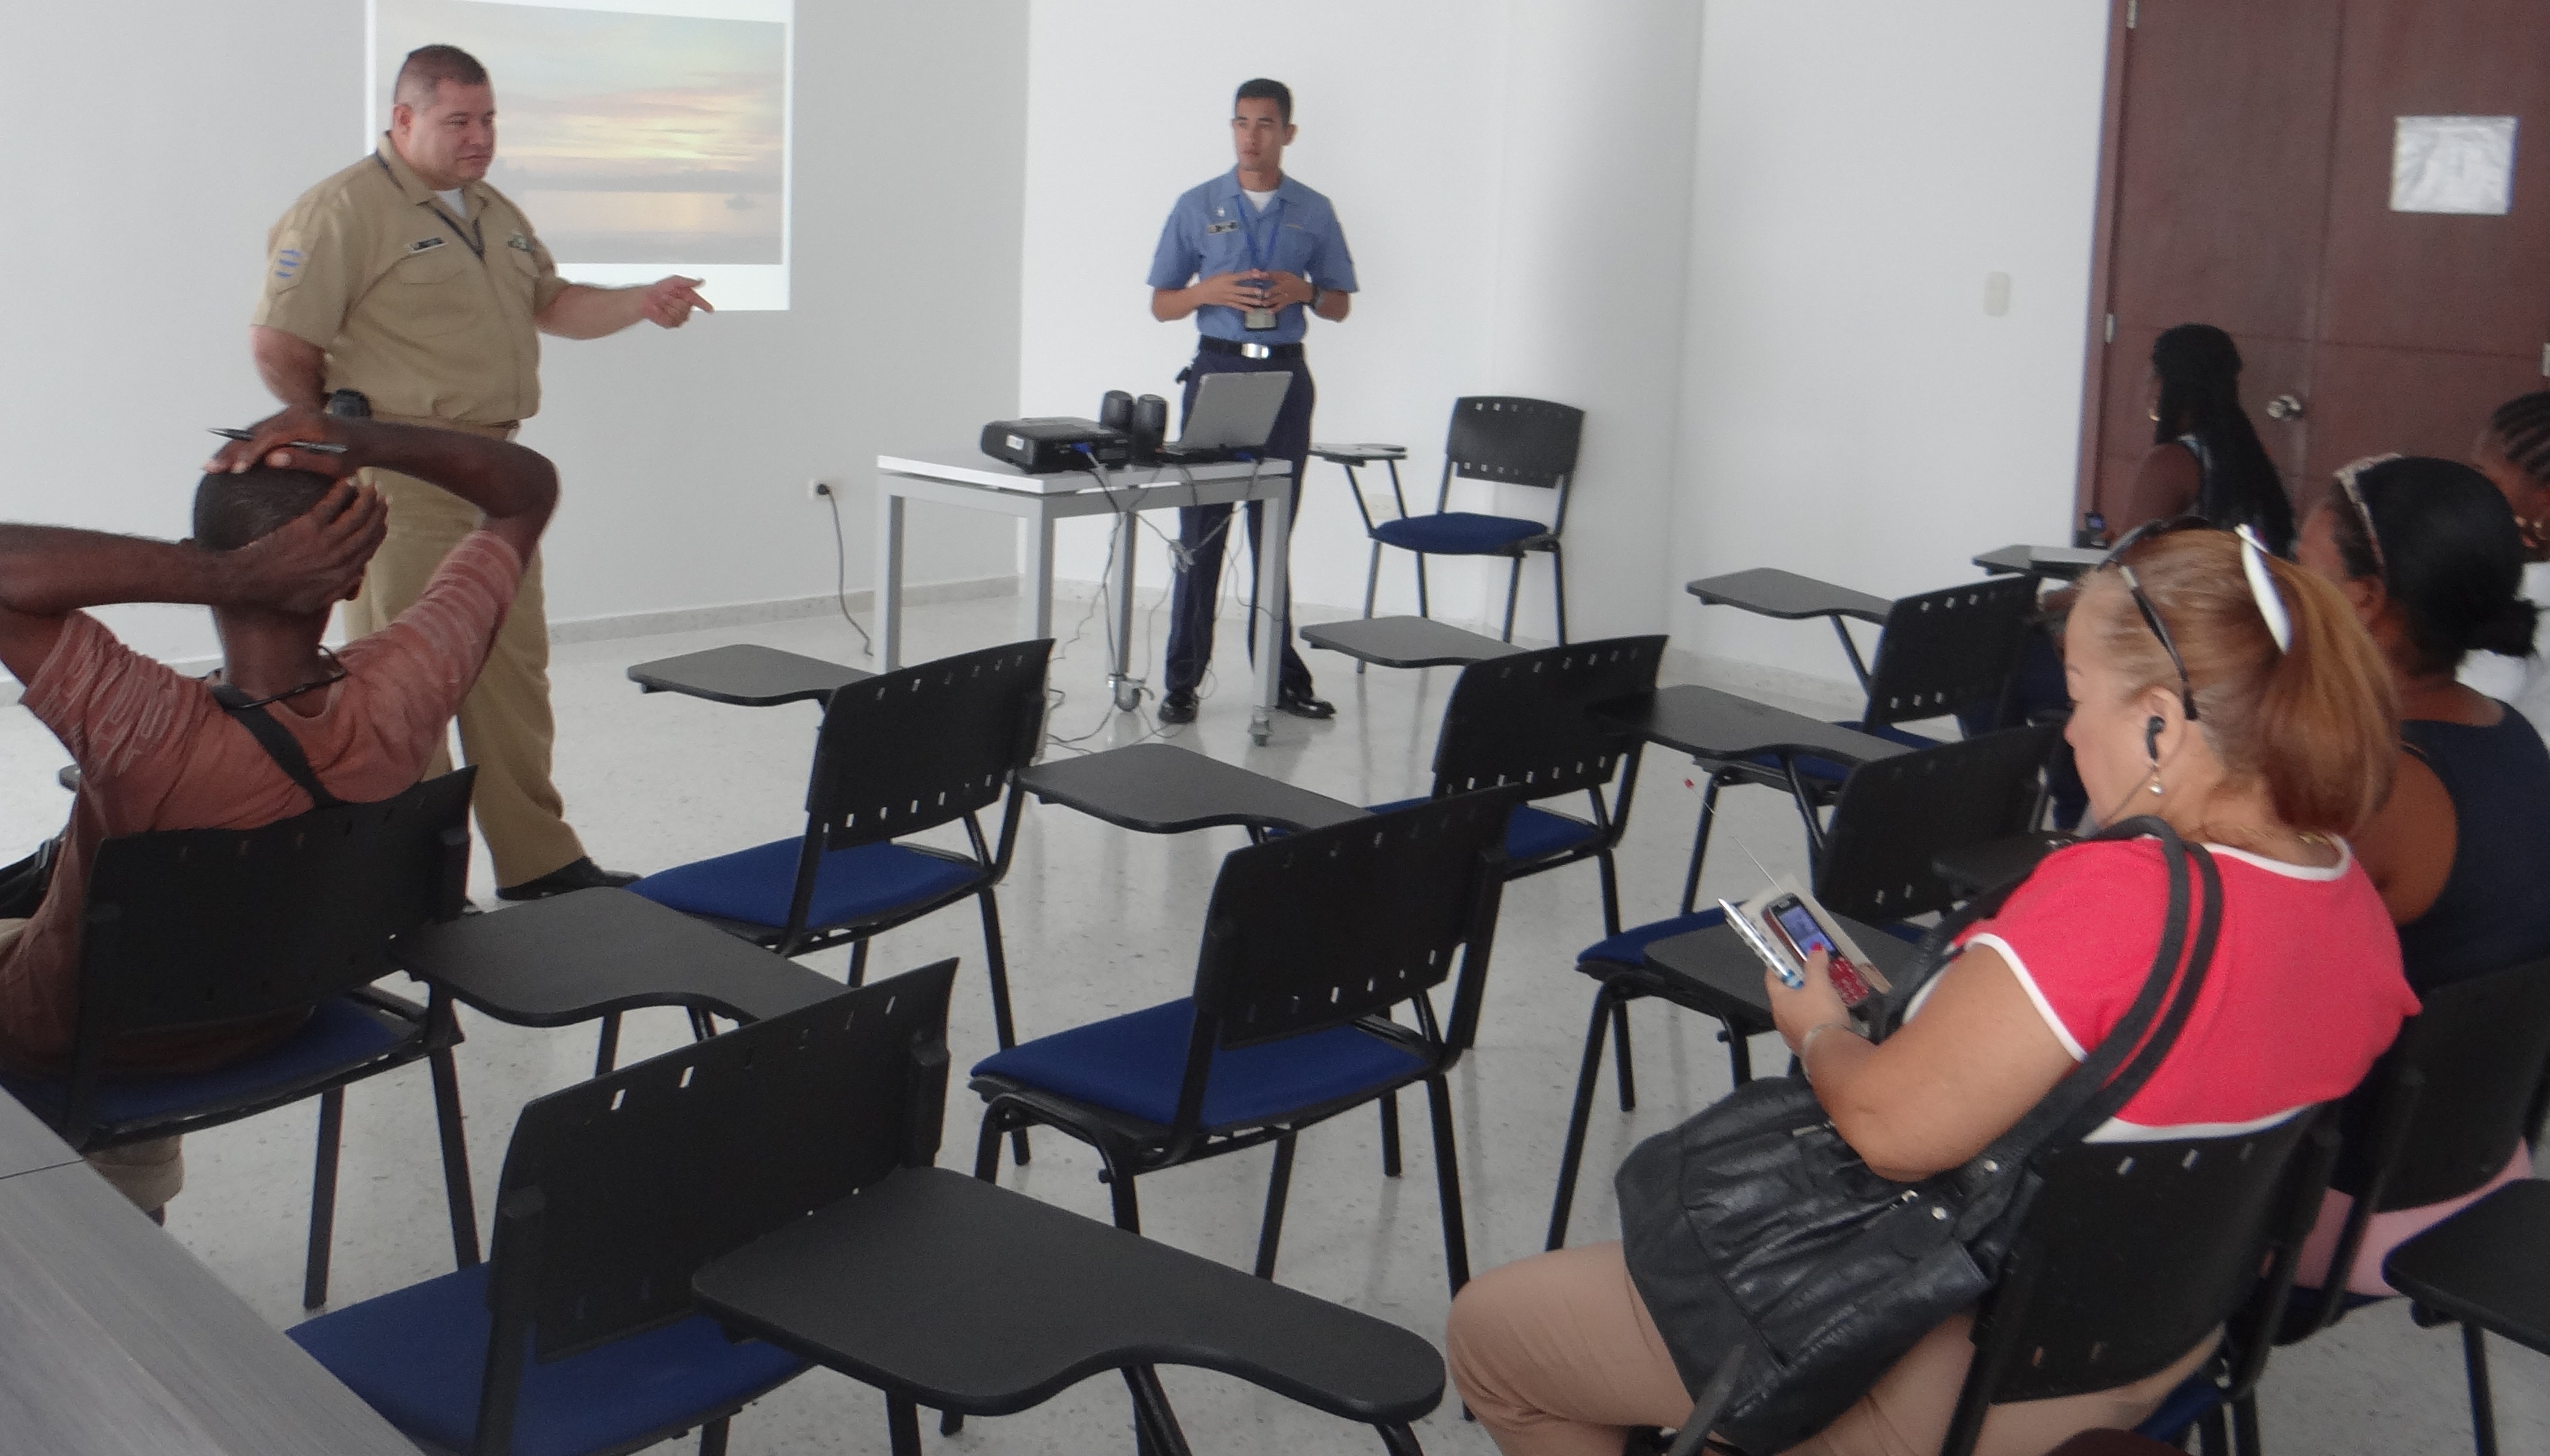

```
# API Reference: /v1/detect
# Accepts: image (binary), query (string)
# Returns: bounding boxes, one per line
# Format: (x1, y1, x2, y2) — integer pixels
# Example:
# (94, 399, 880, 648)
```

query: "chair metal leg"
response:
(1611, 997, 1637, 1112)
(1595, 847, 1624, 938)
(1425, 1074, 1471, 1293)
(1549, 544, 1568, 646)
(429, 1045, 481, 1268)
(1377, 1422, 1427, 1456)
(2231, 1392, 2261, 1456)
(976, 890, 1031, 1166)
(2464, 1323, 2500, 1456)
(973, 1107, 1006, 1181)
(1548, 987, 1617, 1250)
(685, 1007, 715, 1043)
(886, 1394, 922, 1456)
(2196, 1403, 2230, 1456)
(592, 1011, 622, 1077)
(1722, 1019, 1755, 1086)
(1125, 1365, 1197, 1456)
(1680, 772, 1729, 916)
(1415, 552, 1431, 620)
(1255, 1132, 1299, 1279)
(1379, 1093, 1403, 1177)
(303, 1087, 344, 1309)
(1501, 557, 1523, 643)
(1102, 1152, 1143, 1234)
(847, 936, 871, 988)
(697, 1416, 730, 1455)
(940, 1407, 965, 1437)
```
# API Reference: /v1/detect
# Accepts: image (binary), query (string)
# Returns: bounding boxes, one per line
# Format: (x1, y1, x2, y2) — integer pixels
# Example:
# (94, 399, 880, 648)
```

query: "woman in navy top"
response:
(2294, 453, 2550, 1292)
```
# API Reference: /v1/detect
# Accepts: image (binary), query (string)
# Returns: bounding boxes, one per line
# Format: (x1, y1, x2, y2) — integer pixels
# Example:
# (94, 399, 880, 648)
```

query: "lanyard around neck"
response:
(375, 152, 484, 259)
(1236, 186, 1282, 274)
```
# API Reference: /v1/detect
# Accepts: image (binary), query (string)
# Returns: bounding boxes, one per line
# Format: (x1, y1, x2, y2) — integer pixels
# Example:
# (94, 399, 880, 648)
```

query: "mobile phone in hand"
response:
(1761, 893, 1876, 1008)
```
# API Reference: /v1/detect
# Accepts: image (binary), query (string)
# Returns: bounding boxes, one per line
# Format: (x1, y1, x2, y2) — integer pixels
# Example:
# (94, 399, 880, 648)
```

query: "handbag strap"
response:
(208, 682, 346, 811)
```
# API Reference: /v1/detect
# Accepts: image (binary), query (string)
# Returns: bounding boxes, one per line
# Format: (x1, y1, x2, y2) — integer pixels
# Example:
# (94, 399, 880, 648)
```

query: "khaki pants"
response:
(341, 454, 586, 888)
(1446, 1242, 2210, 1456)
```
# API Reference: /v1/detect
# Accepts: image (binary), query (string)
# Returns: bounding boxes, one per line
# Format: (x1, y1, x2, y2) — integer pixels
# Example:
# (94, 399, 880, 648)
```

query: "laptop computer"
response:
(1163, 370, 1292, 455)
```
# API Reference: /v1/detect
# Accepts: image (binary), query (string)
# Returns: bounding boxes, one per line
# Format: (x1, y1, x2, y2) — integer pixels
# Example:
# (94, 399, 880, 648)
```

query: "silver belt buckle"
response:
(1239, 342, 1271, 360)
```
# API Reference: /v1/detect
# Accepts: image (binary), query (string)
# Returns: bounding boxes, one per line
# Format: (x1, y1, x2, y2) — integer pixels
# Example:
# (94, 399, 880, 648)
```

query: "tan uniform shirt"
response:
(253, 138, 568, 426)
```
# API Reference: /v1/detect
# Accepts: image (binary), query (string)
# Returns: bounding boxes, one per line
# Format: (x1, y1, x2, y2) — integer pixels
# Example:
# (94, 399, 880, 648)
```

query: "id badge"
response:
(1242, 307, 1278, 331)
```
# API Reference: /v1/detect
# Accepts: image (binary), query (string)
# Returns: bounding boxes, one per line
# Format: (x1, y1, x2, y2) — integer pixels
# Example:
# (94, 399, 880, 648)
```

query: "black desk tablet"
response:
(1018, 743, 1369, 835)
(692, 1166, 1443, 1430)
(1599, 684, 1910, 767)
(1299, 615, 1523, 669)
(627, 643, 873, 707)
(1310, 442, 1410, 464)
(1686, 567, 1894, 625)
(1974, 544, 2102, 582)
(392, 888, 846, 1028)
(1644, 912, 1928, 1034)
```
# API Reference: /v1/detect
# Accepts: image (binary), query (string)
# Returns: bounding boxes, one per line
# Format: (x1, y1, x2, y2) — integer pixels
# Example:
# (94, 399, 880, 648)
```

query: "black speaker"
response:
(1097, 389, 1134, 433)
(1131, 394, 1169, 461)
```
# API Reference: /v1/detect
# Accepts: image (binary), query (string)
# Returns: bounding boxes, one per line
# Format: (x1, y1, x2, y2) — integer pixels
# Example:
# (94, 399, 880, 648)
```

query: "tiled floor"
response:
(1, 588, 2539, 1455)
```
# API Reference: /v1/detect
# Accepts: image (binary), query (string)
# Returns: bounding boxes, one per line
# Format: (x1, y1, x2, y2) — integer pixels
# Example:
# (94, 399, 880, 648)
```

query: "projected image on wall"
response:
(370, 0, 793, 309)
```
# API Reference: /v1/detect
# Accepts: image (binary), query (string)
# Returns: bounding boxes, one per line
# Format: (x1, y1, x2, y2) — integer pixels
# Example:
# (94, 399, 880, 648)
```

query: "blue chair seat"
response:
(0, 996, 409, 1132)
(1744, 720, 1940, 788)
(2135, 1367, 2223, 1443)
(290, 1262, 804, 1456)
(1368, 797, 1596, 865)
(972, 998, 1427, 1131)
(630, 837, 981, 933)
(1370, 512, 1548, 556)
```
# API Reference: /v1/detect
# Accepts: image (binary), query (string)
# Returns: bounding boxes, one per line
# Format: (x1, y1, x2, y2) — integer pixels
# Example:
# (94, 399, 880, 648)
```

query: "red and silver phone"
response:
(1760, 893, 1878, 1009)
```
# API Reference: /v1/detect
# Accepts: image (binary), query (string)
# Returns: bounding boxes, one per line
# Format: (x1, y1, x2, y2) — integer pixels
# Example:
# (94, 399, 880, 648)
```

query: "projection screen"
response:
(368, 0, 793, 310)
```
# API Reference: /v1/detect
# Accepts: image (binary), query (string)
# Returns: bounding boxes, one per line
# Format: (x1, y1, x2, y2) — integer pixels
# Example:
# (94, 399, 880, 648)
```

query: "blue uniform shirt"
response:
(1147, 170, 1357, 346)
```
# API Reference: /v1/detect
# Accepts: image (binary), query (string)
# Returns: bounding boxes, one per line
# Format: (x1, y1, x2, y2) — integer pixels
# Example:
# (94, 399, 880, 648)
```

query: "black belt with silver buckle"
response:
(1197, 337, 1303, 361)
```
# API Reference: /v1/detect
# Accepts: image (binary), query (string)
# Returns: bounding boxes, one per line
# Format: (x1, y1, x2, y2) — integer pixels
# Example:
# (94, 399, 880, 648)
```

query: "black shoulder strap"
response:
(208, 682, 344, 810)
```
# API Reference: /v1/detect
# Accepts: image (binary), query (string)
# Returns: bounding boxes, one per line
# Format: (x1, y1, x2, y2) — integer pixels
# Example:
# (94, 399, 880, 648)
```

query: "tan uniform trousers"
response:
(340, 424, 585, 888)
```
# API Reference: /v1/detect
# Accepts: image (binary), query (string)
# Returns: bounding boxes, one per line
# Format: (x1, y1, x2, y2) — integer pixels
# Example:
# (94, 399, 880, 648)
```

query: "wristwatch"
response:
(1309, 284, 1324, 313)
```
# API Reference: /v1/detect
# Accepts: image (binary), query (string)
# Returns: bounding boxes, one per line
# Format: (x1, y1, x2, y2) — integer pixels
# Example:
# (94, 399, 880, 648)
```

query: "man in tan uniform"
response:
(249, 43, 709, 898)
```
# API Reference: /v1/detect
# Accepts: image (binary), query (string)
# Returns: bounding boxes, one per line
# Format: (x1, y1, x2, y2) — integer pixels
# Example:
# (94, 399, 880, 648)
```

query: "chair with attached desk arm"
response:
(0, 771, 481, 1311)
(2245, 956, 2550, 1456)
(286, 960, 919, 1456)
(626, 639, 1050, 1067)
(1547, 726, 2057, 1249)
(1322, 396, 1584, 660)
(969, 789, 1513, 1295)
(1680, 575, 2039, 888)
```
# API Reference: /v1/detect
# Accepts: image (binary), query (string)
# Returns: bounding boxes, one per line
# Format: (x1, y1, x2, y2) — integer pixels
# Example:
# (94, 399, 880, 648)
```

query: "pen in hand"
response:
(207, 427, 348, 455)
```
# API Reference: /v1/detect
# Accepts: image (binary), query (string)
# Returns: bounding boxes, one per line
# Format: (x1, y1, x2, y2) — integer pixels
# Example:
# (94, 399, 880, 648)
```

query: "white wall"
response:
(1668, 0, 2111, 688)
(1019, 0, 1705, 644)
(1, 1, 1025, 665)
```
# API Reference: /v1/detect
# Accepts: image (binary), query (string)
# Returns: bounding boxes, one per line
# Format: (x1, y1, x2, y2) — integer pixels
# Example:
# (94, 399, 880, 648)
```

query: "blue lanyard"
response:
(1236, 190, 1282, 274)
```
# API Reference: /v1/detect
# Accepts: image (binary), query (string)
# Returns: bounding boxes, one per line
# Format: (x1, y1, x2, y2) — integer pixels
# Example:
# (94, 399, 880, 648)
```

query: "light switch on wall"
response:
(1983, 272, 2013, 316)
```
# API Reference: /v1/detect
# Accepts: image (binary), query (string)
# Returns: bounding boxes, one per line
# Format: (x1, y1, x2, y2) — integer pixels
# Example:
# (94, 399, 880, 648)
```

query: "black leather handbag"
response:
(1614, 817, 2223, 1454)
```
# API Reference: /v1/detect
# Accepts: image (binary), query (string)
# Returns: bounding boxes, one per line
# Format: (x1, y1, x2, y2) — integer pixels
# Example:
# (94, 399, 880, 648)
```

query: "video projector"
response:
(979, 417, 1132, 473)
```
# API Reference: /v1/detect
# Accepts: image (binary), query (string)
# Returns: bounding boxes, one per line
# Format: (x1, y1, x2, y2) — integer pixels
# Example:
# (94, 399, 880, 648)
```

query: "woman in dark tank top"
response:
(2111, 324, 2299, 553)
(2297, 455, 2550, 988)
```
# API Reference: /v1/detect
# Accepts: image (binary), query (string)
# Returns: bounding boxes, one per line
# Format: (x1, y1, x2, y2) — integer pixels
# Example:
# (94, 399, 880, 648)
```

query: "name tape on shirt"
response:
(407, 235, 448, 255)
(1206, 220, 1238, 234)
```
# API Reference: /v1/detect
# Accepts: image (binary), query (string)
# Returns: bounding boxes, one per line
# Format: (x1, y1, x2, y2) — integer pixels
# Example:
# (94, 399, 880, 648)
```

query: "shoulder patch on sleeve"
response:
(269, 236, 309, 290)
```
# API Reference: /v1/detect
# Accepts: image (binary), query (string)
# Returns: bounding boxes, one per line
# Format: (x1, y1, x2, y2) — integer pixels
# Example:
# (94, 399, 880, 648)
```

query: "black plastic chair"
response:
(1548, 726, 2056, 1248)
(1377, 635, 1664, 938)
(289, 961, 930, 1456)
(0, 771, 481, 1310)
(630, 639, 1050, 1055)
(1339, 396, 1584, 644)
(2385, 1179, 2550, 1456)
(970, 790, 1512, 1294)
(1661, 1106, 2340, 1456)
(1683, 576, 2040, 884)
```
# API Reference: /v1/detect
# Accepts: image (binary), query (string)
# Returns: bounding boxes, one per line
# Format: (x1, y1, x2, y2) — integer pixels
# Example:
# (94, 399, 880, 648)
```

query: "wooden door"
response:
(2081, 0, 2550, 527)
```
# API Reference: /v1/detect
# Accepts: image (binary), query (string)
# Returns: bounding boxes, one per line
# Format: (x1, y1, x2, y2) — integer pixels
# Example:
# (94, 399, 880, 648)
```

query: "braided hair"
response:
(2152, 324, 2297, 554)
(2484, 390, 2550, 489)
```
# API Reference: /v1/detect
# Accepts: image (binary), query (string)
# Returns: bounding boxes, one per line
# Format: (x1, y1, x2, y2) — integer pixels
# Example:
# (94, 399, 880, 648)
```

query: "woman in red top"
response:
(1449, 528, 2413, 1456)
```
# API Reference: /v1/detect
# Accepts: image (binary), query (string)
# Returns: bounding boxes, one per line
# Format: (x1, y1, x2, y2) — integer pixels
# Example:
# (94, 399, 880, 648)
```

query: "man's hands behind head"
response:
(205, 405, 360, 479)
(219, 480, 387, 615)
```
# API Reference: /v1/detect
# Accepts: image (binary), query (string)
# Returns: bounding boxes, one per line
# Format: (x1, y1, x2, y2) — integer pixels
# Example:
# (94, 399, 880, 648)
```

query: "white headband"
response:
(2236, 526, 2293, 653)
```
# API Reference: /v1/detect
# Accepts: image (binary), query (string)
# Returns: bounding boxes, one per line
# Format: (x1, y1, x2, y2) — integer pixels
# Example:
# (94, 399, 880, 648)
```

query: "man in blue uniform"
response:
(1147, 78, 1357, 724)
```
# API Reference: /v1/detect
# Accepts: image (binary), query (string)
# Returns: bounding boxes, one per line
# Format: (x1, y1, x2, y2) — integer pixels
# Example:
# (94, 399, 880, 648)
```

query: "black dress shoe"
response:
(496, 856, 641, 902)
(1277, 689, 1336, 720)
(1157, 694, 1198, 725)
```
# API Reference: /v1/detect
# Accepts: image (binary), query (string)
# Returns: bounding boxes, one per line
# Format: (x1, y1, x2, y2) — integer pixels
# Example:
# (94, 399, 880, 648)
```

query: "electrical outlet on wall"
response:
(807, 478, 834, 500)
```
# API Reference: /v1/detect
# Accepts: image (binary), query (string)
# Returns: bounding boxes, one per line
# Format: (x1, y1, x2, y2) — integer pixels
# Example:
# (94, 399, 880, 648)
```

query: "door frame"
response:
(2072, 0, 2138, 526)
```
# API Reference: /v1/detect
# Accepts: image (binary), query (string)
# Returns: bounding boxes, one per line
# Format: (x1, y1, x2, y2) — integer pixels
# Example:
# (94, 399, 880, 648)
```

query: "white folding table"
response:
(874, 450, 1297, 744)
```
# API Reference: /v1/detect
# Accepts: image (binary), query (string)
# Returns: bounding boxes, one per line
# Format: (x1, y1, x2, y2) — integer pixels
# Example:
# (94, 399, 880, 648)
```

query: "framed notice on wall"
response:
(368, 0, 794, 309)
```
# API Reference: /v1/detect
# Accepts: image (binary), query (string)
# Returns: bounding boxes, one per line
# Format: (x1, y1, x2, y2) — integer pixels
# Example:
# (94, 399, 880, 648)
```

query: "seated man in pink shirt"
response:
(0, 405, 557, 1216)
